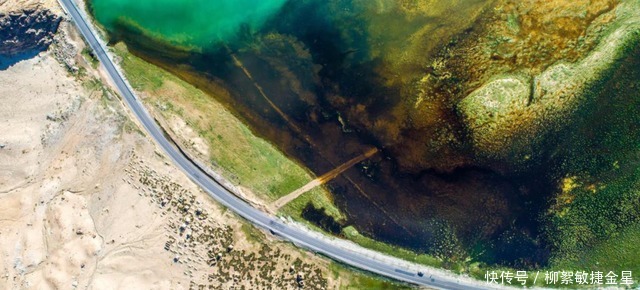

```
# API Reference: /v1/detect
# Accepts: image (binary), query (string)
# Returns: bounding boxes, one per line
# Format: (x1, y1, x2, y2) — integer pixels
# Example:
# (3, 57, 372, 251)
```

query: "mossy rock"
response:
(458, 76, 530, 129)
(457, 14, 640, 170)
(457, 75, 533, 163)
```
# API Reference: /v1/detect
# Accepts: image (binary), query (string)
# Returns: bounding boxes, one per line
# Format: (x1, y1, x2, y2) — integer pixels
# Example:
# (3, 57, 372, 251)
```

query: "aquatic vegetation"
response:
(89, 0, 640, 273)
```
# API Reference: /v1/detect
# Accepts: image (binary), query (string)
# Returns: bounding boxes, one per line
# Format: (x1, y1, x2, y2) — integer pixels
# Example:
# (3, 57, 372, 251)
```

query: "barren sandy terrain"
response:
(0, 0, 60, 13)
(0, 30, 206, 287)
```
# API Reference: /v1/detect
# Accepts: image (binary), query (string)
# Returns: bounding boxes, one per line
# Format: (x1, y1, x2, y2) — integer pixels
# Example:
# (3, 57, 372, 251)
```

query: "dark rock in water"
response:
(0, 9, 61, 68)
(0, 9, 61, 55)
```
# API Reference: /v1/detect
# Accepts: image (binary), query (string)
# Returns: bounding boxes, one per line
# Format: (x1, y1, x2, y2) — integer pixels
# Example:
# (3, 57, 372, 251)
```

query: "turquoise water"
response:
(90, 0, 287, 47)
(88, 0, 579, 268)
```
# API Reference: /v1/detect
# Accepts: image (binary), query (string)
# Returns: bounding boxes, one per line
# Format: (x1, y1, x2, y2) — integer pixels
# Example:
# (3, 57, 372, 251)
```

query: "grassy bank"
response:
(108, 41, 426, 288)
(342, 226, 442, 268)
(112, 42, 327, 203)
(109, 41, 450, 281)
(279, 187, 344, 221)
(328, 262, 414, 290)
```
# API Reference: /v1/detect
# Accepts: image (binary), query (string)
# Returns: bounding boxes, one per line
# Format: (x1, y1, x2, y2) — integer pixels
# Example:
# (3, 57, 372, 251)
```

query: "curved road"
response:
(57, 1, 499, 289)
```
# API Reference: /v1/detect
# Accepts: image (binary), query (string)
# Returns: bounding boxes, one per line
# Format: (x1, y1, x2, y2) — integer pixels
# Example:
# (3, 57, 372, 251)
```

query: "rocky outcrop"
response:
(381, 0, 636, 173)
(457, 3, 640, 169)
(0, 8, 61, 56)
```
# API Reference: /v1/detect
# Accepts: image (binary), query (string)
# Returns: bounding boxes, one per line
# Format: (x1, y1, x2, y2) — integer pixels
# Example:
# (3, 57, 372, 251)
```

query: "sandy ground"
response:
(0, 47, 193, 289)
(0, 0, 61, 13)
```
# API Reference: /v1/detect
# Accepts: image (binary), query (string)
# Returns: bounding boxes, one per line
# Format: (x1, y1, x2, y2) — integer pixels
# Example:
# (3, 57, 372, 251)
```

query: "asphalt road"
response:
(56, 1, 498, 289)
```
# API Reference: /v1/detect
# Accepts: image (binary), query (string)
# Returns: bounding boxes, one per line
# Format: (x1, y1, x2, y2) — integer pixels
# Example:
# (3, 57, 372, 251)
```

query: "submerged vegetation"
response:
(112, 42, 322, 202)
(91, 0, 640, 281)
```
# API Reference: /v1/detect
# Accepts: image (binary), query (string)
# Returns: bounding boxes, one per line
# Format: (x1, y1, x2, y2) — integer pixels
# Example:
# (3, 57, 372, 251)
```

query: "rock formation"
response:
(0, 9, 60, 56)
(0, 0, 62, 57)
(456, 0, 640, 170)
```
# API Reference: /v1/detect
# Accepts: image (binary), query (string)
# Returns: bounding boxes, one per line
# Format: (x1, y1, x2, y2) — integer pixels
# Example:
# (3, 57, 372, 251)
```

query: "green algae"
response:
(90, 0, 287, 47)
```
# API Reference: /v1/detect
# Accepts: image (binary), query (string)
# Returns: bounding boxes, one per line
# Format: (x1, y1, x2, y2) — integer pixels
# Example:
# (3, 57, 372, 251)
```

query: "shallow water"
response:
(90, 0, 287, 47)
(89, 0, 555, 268)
